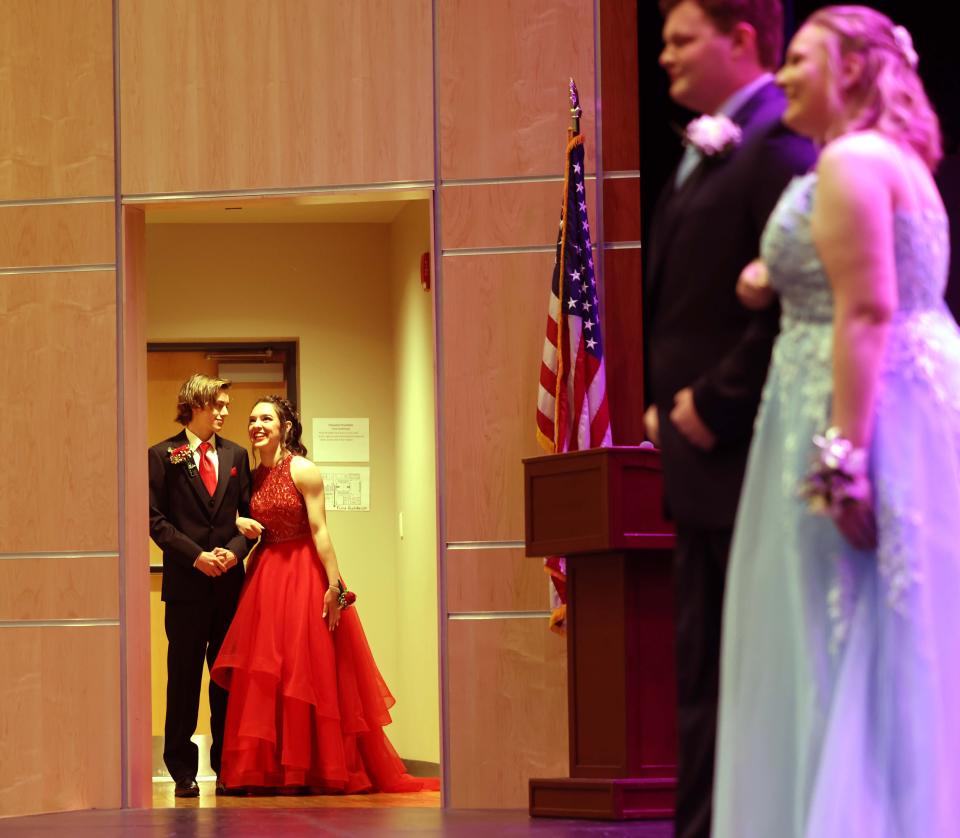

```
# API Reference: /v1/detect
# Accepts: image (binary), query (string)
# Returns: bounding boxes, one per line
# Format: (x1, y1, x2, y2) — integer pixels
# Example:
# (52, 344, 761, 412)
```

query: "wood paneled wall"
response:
(3, 0, 641, 817)
(435, 0, 640, 810)
(119, 0, 434, 195)
(0, 0, 114, 199)
(598, 0, 643, 444)
(0, 0, 121, 819)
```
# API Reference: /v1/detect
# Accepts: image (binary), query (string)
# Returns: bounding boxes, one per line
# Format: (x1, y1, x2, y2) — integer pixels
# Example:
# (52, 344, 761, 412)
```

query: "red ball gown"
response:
(211, 454, 434, 792)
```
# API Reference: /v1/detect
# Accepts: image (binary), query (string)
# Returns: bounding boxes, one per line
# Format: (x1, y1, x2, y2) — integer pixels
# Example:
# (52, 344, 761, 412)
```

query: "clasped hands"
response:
(195, 518, 266, 576)
(644, 387, 717, 451)
(194, 548, 237, 577)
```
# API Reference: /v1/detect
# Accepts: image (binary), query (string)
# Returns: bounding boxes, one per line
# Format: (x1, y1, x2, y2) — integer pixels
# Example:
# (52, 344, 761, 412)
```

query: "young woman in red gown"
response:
(211, 396, 435, 794)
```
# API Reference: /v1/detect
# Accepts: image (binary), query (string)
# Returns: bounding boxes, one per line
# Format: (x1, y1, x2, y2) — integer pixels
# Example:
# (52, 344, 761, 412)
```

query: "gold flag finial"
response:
(569, 78, 582, 134)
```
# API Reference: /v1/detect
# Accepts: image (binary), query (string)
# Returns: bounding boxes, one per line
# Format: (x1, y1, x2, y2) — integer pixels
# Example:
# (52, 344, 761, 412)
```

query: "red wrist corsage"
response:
(334, 580, 356, 610)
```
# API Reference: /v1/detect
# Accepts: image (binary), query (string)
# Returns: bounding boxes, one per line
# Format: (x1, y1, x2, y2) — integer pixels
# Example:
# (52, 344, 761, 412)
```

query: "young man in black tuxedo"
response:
(643, 2, 816, 836)
(149, 374, 254, 797)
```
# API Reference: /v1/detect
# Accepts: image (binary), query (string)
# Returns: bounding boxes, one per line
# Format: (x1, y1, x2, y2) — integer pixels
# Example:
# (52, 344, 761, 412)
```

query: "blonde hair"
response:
(175, 373, 231, 425)
(809, 5, 941, 170)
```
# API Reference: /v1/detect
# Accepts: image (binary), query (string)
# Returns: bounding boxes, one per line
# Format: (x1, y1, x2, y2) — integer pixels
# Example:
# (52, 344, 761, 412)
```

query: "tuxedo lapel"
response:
(647, 81, 785, 308)
(647, 161, 707, 306)
(166, 430, 210, 511)
(729, 80, 784, 140)
(184, 451, 212, 512)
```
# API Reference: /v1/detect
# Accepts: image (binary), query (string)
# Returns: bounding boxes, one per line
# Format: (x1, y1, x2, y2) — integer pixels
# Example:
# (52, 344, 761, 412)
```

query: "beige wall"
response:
(387, 202, 440, 762)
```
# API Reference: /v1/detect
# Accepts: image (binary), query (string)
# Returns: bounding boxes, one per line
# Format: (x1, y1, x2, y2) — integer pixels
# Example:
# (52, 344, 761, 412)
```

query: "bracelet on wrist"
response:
(800, 426, 870, 515)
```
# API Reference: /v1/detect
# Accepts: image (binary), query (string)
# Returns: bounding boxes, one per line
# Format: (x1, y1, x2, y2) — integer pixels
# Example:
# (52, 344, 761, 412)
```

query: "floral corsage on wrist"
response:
(800, 427, 871, 516)
(683, 114, 742, 158)
(167, 444, 198, 476)
(330, 580, 357, 610)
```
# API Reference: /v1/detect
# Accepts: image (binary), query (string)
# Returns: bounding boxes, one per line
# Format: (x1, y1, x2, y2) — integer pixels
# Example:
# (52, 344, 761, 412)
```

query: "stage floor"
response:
(0, 785, 674, 837)
(152, 777, 444, 809)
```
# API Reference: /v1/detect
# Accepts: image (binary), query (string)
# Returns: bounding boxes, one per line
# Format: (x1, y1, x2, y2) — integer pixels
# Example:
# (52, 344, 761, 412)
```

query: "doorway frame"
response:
(146, 340, 300, 407)
(117, 194, 443, 807)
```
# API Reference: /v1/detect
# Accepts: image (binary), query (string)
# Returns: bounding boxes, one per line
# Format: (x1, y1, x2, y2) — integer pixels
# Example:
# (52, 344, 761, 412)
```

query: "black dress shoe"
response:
(174, 779, 200, 798)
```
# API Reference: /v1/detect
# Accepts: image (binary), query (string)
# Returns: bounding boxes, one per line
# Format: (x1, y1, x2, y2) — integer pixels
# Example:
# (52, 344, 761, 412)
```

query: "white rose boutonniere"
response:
(684, 114, 742, 157)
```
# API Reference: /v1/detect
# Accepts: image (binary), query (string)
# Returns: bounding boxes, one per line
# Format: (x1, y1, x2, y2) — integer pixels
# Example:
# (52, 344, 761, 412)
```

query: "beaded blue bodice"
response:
(763, 172, 950, 324)
(761, 172, 955, 427)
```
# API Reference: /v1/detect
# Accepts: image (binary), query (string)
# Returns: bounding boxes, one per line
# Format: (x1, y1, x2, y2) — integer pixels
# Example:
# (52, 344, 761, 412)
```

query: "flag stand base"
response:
(529, 776, 674, 820)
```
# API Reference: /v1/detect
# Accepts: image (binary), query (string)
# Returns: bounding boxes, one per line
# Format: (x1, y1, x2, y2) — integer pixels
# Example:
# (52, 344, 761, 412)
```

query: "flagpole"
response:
(568, 77, 582, 137)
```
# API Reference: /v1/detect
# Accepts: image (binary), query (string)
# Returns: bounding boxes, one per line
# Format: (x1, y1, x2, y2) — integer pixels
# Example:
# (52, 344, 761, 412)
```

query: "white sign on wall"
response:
(312, 418, 369, 462)
(317, 466, 370, 511)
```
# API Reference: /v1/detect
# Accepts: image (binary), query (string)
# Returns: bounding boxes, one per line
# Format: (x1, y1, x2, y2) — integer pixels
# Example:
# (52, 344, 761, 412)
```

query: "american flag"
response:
(536, 133, 612, 454)
(535, 133, 612, 633)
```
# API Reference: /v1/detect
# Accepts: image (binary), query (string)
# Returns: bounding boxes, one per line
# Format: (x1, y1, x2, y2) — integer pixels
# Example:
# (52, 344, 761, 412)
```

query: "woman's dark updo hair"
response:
(253, 395, 307, 457)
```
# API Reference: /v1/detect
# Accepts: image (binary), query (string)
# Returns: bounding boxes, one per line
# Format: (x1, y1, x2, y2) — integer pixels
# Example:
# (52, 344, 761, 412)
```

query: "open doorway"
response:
(135, 194, 441, 807)
(146, 343, 293, 787)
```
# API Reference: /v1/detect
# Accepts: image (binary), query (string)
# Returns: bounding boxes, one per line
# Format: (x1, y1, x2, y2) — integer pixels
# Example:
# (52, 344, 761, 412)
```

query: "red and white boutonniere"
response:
(684, 114, 742, 158)
(230, 466, 238, 477)
(167, 444, 198, 477)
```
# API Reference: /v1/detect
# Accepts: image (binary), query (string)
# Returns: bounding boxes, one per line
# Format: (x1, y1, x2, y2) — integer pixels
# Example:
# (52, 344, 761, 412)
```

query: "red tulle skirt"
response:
(211, 536, 435, 792)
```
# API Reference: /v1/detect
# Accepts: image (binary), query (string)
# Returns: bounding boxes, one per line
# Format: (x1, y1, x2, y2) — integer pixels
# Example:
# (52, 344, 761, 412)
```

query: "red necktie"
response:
(198, 441, 217, 496)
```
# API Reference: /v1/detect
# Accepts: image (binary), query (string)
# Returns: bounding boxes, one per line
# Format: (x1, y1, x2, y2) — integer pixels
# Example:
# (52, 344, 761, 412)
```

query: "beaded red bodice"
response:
(250, 455, 312, 543)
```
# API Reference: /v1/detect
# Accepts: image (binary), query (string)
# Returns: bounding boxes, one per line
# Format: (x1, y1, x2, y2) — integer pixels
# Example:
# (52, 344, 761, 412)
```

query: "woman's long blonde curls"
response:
(810, 5, 941, 170)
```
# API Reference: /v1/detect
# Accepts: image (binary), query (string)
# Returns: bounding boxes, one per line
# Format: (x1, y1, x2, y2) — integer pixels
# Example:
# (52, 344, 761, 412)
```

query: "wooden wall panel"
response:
(440, 180, 598, 251)
(598, 0, 643, 446)
(0, 556, 119, 621)
(0, 203, 115, 269)
(0, 0, 114, 200)
(603, 248, 645, 444)
(441, 252, 553, 542)
(599, 0, 640, 172)
(120, 206, 153, 806)
(0, 271, 118, 553)
(119, 0, 434, 195)
(438, 0, 596, 180)
(602, 177, 641, 244)
(0, 626, 121, 817)
(446, 618, 567, 808)
(446, 548, 550, 614)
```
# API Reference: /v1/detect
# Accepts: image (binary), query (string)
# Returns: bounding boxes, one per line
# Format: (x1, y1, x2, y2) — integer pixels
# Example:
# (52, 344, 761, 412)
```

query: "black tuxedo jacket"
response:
(645, 81, 816, 528)
(148, 431, 254, 603)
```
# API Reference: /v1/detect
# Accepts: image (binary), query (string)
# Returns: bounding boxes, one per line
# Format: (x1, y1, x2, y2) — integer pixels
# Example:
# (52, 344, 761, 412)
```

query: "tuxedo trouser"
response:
(163, 596, 236, 783)
(673, 525, 732, 838)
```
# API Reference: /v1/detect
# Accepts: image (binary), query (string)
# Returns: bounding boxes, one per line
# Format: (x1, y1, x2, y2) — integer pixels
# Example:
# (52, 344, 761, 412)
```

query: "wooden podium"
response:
(524, 446, 677, 820)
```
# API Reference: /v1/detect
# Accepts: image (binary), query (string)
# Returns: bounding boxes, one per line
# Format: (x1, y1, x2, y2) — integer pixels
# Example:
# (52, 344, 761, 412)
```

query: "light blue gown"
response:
(713, 173, 960, 838)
